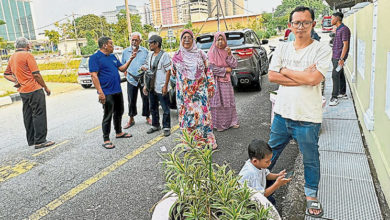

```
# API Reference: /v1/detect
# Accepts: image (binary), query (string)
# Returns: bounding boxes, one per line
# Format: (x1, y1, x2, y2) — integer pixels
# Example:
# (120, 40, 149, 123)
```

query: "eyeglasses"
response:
(290, 21, 313, 28)
(182, 36, 193, 41)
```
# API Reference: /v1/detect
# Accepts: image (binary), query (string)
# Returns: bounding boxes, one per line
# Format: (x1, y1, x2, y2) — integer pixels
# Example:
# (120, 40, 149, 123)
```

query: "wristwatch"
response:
(340, 58, 344, 61)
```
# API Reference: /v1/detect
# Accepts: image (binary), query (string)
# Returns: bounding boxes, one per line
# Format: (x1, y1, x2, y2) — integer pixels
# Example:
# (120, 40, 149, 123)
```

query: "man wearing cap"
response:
(142, 35, 172, 136)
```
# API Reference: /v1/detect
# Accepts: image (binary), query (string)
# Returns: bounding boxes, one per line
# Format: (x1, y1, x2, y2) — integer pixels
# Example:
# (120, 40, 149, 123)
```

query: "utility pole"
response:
(72, 12, 79, 55)
(217, 0, 220, 31)
(125, 0, 132, 43)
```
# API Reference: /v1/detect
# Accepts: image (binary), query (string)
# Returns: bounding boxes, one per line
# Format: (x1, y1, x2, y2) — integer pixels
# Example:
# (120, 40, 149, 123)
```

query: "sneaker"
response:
(147, 126, 161, 134)
(163, 129, 171, 137)
(329, 97, 339, 106)
(337, 94, 348, 99)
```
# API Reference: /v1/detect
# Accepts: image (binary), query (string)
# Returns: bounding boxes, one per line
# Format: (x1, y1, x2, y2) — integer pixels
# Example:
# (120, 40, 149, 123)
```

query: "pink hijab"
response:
(208, 32, 228, 67)
(172, 29, 206, 80)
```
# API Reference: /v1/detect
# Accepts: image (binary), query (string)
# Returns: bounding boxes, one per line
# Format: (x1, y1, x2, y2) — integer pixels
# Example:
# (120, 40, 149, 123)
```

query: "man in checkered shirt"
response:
(329, 12, 351, 106)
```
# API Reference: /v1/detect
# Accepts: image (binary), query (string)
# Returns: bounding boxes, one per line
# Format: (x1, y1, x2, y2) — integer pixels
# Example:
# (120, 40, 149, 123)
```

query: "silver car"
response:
(77, 53, 126, 89)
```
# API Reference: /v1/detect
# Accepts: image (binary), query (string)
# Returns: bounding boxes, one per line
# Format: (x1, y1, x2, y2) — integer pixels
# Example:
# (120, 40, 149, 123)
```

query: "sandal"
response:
(123, 121, 135, 129)
(232, 124, 240, 129)
(102, 142, 115, 149)
(116, 132, 133, 138)
(306, 199, 323, 218)
(35, 140, 55, 149)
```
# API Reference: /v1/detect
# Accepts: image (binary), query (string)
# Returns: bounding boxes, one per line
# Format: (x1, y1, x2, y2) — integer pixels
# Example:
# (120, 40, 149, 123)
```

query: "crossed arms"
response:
(268, 64, 324, 87)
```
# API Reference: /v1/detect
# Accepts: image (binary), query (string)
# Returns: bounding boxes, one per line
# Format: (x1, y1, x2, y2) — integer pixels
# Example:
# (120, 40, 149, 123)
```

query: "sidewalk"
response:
(306, 71, 383, 219)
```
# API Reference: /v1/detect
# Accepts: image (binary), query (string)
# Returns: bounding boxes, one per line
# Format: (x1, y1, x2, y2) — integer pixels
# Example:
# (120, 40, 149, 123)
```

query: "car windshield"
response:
(323, 19, 331, 27)
(226, 33, 245, 46)
(79, 57, 89, 68)
(196, 32, 245, 50)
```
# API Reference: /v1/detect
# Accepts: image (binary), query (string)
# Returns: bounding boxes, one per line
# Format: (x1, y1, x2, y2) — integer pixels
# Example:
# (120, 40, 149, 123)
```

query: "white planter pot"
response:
(152, 191, 281, 220)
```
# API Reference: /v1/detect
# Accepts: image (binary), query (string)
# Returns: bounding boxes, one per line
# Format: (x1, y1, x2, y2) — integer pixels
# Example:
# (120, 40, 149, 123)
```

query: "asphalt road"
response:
(1, 32, 328, 219)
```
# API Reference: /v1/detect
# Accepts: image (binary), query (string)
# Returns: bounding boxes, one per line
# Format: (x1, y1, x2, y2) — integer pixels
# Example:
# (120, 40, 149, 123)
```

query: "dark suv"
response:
(196, 29, 269, 90)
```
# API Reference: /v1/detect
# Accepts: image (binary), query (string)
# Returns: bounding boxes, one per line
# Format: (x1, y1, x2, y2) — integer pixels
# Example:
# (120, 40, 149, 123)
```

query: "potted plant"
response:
(151, 130, 281, 219)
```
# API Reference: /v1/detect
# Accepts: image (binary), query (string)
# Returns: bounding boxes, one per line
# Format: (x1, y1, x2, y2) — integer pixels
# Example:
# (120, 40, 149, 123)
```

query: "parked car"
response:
(77, 53, 126, 89)
(196, 29, 269, 90)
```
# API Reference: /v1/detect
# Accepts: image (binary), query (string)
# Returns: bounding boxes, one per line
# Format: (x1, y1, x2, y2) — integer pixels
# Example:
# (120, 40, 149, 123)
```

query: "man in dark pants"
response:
(89, 36, 133, 149)
(142, 35, 172, 137)
(122, 32, 151, 129)
(4, 37, 55, 149)
(329, 12, 351, 106)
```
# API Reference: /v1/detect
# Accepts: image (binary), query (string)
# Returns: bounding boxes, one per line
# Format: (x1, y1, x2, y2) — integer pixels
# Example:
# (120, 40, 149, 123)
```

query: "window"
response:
(386, 52, 390, 118)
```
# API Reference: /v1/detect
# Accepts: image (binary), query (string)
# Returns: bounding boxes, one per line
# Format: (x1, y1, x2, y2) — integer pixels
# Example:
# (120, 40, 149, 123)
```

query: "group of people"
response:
(4, 5, 349, 218)
(88, 29, 240, 150)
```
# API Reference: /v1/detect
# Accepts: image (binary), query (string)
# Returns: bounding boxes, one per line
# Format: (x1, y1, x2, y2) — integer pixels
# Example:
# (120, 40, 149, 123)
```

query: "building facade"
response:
(102, 4, 139, 24)
(207, 0, 244, 17)
(0, 0, 36, 41)
(343, 0, 390, 205)
(150, 0, 179, 27)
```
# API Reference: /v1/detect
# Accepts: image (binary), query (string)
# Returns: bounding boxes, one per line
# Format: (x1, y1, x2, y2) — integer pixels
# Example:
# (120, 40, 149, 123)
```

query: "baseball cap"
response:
(148, 35, 162, 45)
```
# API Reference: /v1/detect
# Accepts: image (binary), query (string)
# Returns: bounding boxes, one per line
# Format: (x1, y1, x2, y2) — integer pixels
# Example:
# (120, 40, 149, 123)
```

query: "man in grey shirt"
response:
(142, 35, 172, 136)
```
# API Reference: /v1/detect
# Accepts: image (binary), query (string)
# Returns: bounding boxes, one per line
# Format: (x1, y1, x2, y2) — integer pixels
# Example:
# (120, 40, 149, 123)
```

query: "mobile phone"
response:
(285, 171, 294, 179)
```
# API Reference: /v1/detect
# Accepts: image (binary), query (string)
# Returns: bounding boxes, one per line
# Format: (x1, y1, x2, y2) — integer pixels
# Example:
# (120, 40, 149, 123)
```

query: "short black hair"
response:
(248, 139, 272, 160)
(289, 6, 315, 22)
(332, 12, 344, 21)
(98, 36, 111, 49)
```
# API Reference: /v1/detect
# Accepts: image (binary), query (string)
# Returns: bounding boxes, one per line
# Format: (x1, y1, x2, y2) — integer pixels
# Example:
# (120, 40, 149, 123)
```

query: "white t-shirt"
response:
(269, 40, 331, 123)
(238, 159, 270, 194)
(146, 52, 172, 94)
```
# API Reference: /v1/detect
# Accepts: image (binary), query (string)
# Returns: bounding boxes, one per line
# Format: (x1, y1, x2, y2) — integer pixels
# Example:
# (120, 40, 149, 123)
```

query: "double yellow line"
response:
(28, 125, 179, 220)
(0, 140, 69, 183)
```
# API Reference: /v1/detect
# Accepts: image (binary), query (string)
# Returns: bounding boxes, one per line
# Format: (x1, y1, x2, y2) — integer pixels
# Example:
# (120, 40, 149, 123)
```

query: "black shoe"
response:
(163, 129, 171, 137)
(147, 126, 161, 134)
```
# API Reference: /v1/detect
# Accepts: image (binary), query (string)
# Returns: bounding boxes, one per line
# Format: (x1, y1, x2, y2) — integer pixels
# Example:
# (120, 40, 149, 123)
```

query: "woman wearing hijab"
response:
(172, 30, 217, 149)
(209, 32, 239, 132)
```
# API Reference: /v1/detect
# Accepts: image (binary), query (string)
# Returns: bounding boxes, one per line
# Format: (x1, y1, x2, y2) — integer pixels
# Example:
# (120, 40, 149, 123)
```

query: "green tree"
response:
(80, 32, 98, 55)
(44, 30, 60, 51)
(274, 0, 331, 20)
(75, 14, 111, 40)
(110, 10, 144, 48)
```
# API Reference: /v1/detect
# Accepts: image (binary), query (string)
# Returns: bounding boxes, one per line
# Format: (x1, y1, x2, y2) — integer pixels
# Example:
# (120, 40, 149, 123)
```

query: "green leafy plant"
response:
(160, 130, 271, 219)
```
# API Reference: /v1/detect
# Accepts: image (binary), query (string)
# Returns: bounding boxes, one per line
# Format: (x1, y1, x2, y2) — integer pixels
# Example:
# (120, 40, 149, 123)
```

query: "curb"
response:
(0, 93, 21, 107)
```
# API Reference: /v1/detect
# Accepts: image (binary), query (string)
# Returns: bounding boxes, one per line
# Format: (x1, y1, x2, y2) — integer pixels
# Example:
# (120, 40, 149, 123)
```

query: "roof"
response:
(325, 0, 372, 9)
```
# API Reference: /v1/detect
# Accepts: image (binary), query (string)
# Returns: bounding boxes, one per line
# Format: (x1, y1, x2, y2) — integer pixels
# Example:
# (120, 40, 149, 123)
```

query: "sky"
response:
(32, 0, 282, 34)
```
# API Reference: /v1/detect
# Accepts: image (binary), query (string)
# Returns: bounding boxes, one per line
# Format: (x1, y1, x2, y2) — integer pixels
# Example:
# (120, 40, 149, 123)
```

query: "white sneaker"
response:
(337, 94, 348, 99)
(329, 97, 339, 106)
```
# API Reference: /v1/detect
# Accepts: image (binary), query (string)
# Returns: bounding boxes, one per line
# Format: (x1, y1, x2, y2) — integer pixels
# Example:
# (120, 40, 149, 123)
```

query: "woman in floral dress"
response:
(172, 29, 217, 149)
(208, 32, 239, 132)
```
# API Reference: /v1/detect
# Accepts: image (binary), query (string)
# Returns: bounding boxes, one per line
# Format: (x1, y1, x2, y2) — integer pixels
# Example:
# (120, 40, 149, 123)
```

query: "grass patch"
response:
(0, 91, 16, 97)
(38, 60, 81, 70)
(42, 73, 78, 83)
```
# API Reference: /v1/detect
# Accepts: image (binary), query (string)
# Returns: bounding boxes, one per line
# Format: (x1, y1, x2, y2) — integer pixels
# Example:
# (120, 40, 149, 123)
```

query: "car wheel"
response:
(81, 84, 92, 89)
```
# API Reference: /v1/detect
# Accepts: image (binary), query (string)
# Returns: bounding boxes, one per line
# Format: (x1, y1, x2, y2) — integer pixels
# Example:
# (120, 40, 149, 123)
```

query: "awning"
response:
(325, 0, 372, 9)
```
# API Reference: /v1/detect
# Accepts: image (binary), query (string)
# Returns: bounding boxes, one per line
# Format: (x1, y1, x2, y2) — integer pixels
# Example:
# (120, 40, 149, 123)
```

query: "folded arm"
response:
(268, 70, 301, 86)
(280, 65, 324, 86)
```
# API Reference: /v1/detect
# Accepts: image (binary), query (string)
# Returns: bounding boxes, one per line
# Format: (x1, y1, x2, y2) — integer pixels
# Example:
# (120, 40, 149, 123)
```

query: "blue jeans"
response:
(268, 114, 321, 198)
(149, 91, 171, 129)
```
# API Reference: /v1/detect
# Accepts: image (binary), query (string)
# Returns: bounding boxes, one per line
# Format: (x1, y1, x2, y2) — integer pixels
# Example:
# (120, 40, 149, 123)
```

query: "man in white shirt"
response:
(268, 6, 331, 218)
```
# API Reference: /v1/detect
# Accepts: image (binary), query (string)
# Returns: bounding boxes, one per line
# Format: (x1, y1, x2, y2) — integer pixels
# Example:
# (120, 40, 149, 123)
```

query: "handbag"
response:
(129, 70, 145, 87)
(144, 51, 164, 92)
(230, 71, 238, 87)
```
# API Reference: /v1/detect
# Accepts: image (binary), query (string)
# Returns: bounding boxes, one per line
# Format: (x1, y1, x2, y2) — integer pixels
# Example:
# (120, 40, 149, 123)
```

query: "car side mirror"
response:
(261, 39, 269, 45)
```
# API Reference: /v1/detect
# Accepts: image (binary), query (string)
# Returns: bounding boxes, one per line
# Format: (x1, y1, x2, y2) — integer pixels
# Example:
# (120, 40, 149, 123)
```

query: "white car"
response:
(77, 53, 126, 89)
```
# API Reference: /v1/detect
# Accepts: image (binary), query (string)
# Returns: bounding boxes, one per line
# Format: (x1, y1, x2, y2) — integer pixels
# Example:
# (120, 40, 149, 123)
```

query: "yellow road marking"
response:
(28, 124, 179, 220)
(0, 160, 37, 183)
(86, 126, 101, 133)
(32, 140, 70, 157)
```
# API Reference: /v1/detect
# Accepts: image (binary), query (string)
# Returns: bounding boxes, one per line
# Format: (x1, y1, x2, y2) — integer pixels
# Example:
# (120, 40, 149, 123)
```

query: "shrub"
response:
(38, 60, 80, 70)
(159, 130, 271, 219)
(42, 72, 78, 83)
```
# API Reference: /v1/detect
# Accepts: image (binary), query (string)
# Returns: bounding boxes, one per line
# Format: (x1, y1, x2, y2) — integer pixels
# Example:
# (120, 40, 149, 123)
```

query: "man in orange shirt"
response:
(4, 37, 55, 149)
